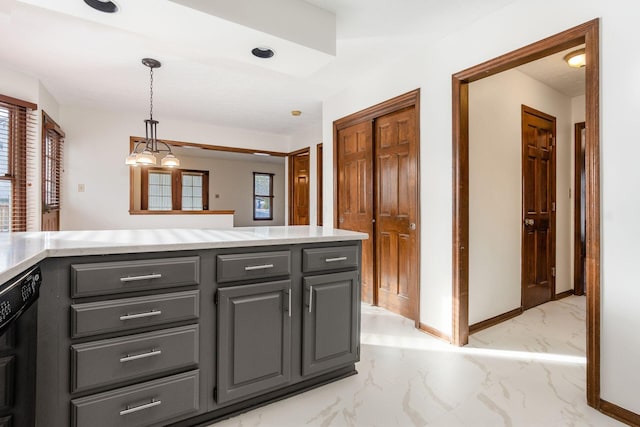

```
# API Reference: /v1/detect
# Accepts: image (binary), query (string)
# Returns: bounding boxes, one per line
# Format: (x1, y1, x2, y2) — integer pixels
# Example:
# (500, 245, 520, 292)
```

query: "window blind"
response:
(0, 94, 37, 232)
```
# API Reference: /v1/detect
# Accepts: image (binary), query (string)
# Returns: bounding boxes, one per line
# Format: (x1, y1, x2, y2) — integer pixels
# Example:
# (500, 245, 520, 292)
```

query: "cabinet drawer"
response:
(70, 325, 199, 393)
(71, 257, 200, 298)
(71, 370, 199, 427)
(302, 246, 359, 273)
(216, 251, 290, 283)
(70, 290, 200, 339)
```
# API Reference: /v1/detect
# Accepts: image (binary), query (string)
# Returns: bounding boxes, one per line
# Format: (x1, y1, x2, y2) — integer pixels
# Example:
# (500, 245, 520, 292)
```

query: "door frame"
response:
(288, 147, 310, 225)
(521, 105, 557, 309)
(333, 89, 421, 325)
(451, 18, 600, 408)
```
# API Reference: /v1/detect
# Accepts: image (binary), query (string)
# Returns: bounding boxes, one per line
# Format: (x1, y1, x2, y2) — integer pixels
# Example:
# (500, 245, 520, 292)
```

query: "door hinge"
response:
(213, 387, 217, 401)
(551, 267, 556, 277)
(551, 202, 556, 212)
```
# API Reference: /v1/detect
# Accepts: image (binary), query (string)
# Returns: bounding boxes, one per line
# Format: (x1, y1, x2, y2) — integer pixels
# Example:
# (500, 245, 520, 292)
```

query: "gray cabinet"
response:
(302, 271, 360, 376)
(217, 280, 291, 403)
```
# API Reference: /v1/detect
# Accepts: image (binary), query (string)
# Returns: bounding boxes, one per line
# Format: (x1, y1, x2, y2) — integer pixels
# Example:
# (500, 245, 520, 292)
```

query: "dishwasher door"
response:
(0, 265, 41, 427)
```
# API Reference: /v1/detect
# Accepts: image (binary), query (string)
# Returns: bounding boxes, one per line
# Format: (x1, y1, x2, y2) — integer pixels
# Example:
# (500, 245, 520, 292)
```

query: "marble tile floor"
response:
(210, 296, 623, 427)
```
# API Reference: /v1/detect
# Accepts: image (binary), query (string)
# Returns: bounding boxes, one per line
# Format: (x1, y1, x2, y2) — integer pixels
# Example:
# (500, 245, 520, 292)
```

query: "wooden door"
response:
(289, 151, 310, 225)
(336, 121, 375, 304)
(521, 105, 556, 310)
(375, 107, 418, 319)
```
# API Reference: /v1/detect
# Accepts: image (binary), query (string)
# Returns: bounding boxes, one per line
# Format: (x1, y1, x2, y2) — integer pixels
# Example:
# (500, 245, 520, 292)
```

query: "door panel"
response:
(375, 107, 418, 319)
(217, 280, 291, 403)
(337, 121, 374, 304)
(302, 271, 359, 376)
(522, 106, 556, 310)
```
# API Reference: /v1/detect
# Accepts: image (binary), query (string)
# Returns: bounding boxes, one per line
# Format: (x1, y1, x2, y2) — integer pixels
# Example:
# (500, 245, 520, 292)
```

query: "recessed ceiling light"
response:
(291, 110, 302, 116)
(83, 0, 119, 13)
(251, 47, 275, 59)
(564, 48, 586, 68)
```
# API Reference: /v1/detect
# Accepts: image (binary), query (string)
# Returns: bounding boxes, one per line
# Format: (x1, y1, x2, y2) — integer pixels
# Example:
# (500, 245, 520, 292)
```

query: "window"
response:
(141, 167, 208, 211)
(42, 112, 65, 212)
(253, 172, 274, 220)
(0, 95, 36, 232)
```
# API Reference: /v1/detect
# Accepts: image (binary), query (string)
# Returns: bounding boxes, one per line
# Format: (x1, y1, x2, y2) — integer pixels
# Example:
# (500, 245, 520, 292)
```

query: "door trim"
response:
(288, 147, 310, 225)
(451, 18, 600, 408)
(521, 104, 557, 309)
(333, 89, 421, 326)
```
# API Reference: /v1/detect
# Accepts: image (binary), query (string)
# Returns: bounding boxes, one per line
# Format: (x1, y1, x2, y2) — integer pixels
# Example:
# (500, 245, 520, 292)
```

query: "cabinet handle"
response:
(120, 398, 162, 416)
(244, 264, 274, 271)
(325, 256, 347, 263)
(308, 286, 314, 313)
(288, 288, 292, 318)
(120, 273, 162, 282)
(120, 349, 161, 363)
(119, 310, 162, 321)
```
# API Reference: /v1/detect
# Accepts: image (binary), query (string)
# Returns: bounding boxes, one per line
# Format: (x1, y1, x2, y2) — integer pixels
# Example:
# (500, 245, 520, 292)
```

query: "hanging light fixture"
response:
(125, 58, 180, 168)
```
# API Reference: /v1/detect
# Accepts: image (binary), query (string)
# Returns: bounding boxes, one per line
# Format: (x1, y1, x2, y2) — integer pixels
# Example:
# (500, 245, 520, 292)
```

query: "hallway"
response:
(212, 297, 622, 426)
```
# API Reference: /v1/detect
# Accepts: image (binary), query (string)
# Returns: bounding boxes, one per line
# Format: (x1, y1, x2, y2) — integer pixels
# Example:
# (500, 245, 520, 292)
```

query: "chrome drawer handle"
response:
(120, 398, 161, 416)
(120, 273, 162, 283)
(244, 264, 274, 271)
(120, 349, 161, 363)
(308, 286, 314, 313)
(119, 310, 162, 321)
(325, 256, 347, 263)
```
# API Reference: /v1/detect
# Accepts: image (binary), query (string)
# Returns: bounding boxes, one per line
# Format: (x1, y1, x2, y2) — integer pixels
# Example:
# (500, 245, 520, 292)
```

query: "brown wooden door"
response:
(336, 121, 375, 304)
(375, 107, 418, 319)
(289, 151, 310, 225)
(521, 105, 556, 310)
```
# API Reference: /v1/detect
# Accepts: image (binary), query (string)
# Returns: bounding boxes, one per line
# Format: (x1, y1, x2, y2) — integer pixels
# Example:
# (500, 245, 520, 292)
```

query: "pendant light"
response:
(125, 58, 180, 168)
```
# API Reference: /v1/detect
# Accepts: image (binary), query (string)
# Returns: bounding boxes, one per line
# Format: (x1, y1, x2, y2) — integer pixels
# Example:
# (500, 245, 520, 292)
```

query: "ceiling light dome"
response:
(564, 48, 586, 68)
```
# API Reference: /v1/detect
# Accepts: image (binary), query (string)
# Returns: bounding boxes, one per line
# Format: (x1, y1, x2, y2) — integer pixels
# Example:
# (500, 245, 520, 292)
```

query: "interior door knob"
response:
(524, 218, 534, 226)
(409, 223, 416, 230)
(339, 217, 344, 223)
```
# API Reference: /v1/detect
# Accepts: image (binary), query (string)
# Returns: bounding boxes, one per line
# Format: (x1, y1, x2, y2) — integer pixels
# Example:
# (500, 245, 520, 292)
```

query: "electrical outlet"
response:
(78, 184, 85, 192)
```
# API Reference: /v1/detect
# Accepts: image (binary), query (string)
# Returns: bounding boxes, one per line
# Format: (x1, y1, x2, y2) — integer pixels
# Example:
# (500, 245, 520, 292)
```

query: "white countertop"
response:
(0, 226, 368, 284)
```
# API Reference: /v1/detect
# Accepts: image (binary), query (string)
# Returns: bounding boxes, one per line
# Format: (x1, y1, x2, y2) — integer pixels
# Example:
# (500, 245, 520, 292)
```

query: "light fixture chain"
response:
(149, 66, 154, 120)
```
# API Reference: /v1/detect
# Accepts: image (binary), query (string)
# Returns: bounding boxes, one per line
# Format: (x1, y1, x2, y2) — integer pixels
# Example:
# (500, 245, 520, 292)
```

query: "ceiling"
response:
(517, 45, 586, 97)
(0, 0, 584, 138)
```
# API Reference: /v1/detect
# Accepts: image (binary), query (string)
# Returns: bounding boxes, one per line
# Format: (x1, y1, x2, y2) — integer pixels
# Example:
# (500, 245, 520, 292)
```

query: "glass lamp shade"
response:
(136, 149, 157, 165)
(161, 153, 180, 167)
(125, 153, 138, 165)
(564, 49, 586, 68)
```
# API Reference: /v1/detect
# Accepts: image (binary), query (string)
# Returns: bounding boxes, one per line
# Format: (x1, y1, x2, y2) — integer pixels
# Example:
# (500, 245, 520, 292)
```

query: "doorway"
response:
(288, 147, 310, 225)
(574, 121, 586, 296)
(334, 89, 420, 324)
(452, 18, 600, 408)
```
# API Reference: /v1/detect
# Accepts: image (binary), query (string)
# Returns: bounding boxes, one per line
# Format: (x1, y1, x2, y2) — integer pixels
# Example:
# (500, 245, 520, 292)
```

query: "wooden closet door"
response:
(336, 121, 375, 304)
(375, 106, 418, 319)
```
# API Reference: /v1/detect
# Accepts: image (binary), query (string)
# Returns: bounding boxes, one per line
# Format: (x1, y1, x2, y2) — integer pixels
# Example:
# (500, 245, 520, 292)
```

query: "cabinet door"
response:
(302, 271, 359, 376)
(217, 280, 291, 403)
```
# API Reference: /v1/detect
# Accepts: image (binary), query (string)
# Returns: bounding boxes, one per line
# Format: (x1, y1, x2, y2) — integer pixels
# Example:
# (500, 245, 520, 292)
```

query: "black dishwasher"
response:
(0, 265, 41, 427)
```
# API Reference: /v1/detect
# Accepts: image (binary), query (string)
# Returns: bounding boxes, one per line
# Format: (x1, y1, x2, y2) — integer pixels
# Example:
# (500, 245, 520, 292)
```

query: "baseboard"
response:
(555, 289, 575, 300)
(469, 307, 523, 334)
(600, 399, 640, 426)
(418, 322, 451, 343)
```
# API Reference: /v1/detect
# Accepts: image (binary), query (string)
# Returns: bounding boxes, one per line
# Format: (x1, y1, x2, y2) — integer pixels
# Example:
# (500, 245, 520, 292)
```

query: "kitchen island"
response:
(0, 226, 367, 427)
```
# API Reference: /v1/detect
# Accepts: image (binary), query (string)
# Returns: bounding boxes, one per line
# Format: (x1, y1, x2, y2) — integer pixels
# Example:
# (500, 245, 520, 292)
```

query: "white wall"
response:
(468, 69, 573, 325)
(322, 0, 640, 414)
(60, 105, 290, 230)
